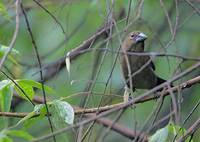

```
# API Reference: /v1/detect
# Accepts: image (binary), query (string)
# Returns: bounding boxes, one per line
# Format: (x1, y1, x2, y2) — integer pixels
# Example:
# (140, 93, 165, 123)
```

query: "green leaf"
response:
(13, 79, 53, 102)
(14, 81, 34, 102)
(6, 130, 34, 141)
(23, 116, 44, 130)
(16, 111, 37, 127)
(54, 100, 74, 125)
(0, 3, 11, 21)
(0, 80, 12, 112)
(15, 104, 46, 127)
(16, 79, 54, 93)
(0, 45, 19, 57)
(0, 80, 11, 90)
(7, 56, 19, 66)
(149, 125, 168, 142)
(0, 130, 12, 142)
(168, 123, 194, 142)
(149, 123, 194, 142)
(0, 44, 19, 65)
(0, 136, 12, 142)
(0, 85, 13, 112)
(33, 104, 46, 116)
(0, 130, 6, 139)
(50, 100, 74, 129)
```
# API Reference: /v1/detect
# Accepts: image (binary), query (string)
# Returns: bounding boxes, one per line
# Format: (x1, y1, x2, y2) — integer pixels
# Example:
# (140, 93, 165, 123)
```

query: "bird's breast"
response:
(120, 54, 157, 89)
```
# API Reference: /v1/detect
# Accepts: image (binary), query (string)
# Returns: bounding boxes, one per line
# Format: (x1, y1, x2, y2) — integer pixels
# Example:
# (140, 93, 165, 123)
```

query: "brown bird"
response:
(120, 31, 166, 100)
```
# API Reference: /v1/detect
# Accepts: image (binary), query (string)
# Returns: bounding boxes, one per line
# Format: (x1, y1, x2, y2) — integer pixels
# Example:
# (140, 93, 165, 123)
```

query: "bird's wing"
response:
(150, 60, 155, 70)
(144, 56, 155, 70)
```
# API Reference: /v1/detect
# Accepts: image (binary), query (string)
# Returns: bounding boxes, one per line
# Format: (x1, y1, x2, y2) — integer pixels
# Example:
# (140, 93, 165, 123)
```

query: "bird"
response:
(120, 31, 166, 101)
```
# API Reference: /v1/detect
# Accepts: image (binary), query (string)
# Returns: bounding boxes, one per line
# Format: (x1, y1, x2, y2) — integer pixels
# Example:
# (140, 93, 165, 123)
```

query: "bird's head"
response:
(128, 31, 147, 44)
(123, 31, 147, 52)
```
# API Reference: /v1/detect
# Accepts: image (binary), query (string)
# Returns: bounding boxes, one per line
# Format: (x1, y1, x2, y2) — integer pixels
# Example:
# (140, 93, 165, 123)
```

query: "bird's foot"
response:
(123, 86, 129, 103)
(123, 95, 133, 103)
(123, 92, 129, 103)
(128, 96, 133, 101)
(123, 87, 133, 103)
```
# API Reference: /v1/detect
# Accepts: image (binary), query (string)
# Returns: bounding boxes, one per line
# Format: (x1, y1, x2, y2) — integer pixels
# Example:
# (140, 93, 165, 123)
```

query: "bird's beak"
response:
(135, 32, 147, 42)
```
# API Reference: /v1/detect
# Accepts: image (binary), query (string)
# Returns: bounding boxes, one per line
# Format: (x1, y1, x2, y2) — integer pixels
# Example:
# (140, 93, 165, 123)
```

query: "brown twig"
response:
(1, 73, 200, 141)
(36, 26, 110, 83)
(184, 0, 200, 15)
(7, 75, 200, 118)
(0, 112, 34, 118)
(30, 60, 200, 141)
(85, 114, 148, 141)
(0, 111, 174, 142)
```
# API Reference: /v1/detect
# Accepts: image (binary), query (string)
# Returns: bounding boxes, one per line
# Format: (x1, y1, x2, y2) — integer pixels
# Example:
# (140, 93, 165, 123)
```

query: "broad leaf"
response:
(0, 80, 11, 90)
(0, 85, 13, 112)
(149, 126, 168, 142)
(0, 3, 11, 21)
(0, 80, 12, 112)
(50, 100, 74, 129)
(0, 45, 19, 57)
(14, 81, 34, 102)
(6, 130, 34, 141)
(149, 122, 194, 142)
(16, 79, 53, 93)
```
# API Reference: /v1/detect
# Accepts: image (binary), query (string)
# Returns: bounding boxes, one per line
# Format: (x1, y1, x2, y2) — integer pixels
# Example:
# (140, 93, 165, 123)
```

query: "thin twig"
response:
(0, 0, 20, 70)
(126, 0, 132, 26)
(31, 61, 200, 142)
(32, 0, 66, 34)
(4, 75, 200, 118)
(20, 3, 56, 142)
(0, 70, 35, 106)
(159, 0, 173, 35)
(184, 0, 200, 15)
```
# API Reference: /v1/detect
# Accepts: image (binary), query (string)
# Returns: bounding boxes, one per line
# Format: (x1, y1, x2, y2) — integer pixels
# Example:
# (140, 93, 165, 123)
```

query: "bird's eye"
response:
(130, 34, 134, 38)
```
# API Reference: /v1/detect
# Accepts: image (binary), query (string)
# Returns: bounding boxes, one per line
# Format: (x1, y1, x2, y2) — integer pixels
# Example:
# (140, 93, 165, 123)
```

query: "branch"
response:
(184, 0, 200, 15)
(85, 114, 148, 141)
(8, 75, 200, 118)
(0, 112, 31, 118)
(31, 61, 200, 142)
(38, 26, 109, 82)
(1, 74, 199, 141)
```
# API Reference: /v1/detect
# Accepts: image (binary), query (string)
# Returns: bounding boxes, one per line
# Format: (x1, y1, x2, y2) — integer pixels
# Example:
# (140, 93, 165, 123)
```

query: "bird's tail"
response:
(156, 77, 166, 86)
(156, 77, 174, 89)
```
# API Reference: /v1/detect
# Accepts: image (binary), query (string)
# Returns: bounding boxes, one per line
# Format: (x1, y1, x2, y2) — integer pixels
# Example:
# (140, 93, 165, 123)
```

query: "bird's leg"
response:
(129, 88, 136, 101)
(123, 86, 135, 103)
(123, 86, 130, 103)
(123, 87, 129, 103)
(153, 86, 168, 102)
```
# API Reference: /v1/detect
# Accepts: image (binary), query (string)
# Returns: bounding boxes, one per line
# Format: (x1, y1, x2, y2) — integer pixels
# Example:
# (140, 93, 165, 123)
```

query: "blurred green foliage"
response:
(0, 0, 200, 141)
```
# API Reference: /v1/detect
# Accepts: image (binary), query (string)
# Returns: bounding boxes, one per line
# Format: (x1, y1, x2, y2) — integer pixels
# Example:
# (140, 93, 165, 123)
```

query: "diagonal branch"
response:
(11, 75, 200, 116)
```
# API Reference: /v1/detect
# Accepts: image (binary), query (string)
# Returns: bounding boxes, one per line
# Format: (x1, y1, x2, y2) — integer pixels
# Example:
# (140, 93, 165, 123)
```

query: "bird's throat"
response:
(131, 42, 144, 52)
